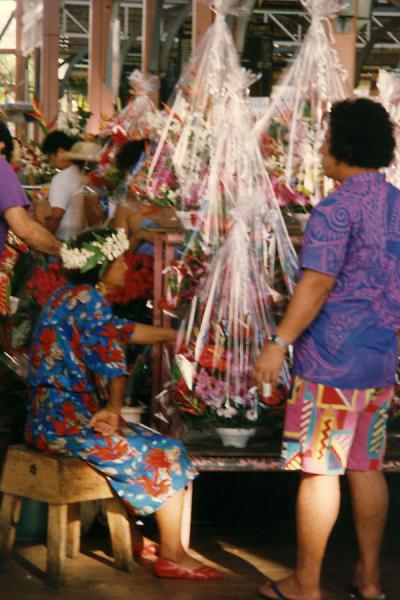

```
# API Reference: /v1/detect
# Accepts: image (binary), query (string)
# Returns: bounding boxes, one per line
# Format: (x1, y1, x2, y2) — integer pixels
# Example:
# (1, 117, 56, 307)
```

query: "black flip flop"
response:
(349, 585, 386, 600)
(258, 581, 295, 600)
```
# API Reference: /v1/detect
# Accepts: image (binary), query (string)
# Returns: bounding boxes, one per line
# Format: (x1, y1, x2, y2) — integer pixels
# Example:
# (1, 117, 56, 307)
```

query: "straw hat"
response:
(64, 141, 103, 162)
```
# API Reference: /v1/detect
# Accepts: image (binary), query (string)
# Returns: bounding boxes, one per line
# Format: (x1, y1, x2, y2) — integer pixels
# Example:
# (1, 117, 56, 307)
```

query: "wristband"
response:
(268, 333, 289, 350)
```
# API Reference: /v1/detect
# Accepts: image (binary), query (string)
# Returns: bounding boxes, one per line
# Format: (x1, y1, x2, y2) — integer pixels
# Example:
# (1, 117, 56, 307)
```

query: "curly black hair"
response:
(0, 120, 14, 162)
(42, 130, 74, 155)
(63, 226, 118, 286)
(115, 139, 146, 173)
(329, 98, 395, 169)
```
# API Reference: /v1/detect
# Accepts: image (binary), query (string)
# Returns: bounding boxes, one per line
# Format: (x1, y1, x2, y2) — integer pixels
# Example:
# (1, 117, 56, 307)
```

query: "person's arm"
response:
(112, 203, 130, 230)
(44, 206, 65, 234)
(32, 193, 52, 226)
(253, 269, 336, 387)
(89, 375, 126, 435)
(129, 323, 177, 345)
(84, 192, 105, 227)
(4, 205, 62, 256)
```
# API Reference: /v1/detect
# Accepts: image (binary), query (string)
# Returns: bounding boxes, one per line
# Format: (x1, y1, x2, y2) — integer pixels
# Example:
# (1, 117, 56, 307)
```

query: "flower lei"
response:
(60, 229, 129, 276)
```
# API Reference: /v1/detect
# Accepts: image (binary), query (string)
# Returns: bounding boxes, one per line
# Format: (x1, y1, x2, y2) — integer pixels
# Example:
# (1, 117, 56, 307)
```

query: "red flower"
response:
(106, 253, 154, 305)
(25, 262, 66, 307)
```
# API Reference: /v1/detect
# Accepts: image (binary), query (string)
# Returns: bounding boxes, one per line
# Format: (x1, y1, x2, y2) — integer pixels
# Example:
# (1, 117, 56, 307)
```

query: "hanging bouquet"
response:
(17, 141, 54, 185)
(157, 3, 298, 433)
(378, 69, 400, 189)
(254, 0, 348, 207)
(57, 105, 91, 140)
(108, 69, 161, 142)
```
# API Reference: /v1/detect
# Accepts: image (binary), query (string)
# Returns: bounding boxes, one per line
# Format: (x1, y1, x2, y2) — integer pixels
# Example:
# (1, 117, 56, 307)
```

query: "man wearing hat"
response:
(42, 132, 102, 240)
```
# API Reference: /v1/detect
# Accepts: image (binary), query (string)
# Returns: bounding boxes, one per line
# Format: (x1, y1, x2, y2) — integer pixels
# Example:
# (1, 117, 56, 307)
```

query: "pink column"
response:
(87, 0, 114, 135)
(40, 0, 60, 126)
(332, 22, 356, 96)
(141, 0, 160, 105)
(15, 0, 27, 140)
(192, 0, 214, 52)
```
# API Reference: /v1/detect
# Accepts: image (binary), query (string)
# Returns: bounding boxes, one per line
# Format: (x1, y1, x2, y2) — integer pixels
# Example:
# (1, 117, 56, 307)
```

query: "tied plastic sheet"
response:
(254, 0, 348, 206)
(147, 0, 255, 217)
(109, 69, 161, 141)
(378, 70, 400, 188)
(166, 61, 298, 430)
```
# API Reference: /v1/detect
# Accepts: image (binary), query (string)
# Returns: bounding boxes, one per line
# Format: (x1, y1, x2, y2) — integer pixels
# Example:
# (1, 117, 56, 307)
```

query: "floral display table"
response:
(187, 435, 400, 472)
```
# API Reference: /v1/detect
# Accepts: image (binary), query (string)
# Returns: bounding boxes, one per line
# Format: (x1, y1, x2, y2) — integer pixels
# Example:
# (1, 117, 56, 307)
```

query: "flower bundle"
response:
(378, 69, 400, 189)
(108, 69, 161, 142)
(17, 141, 54, 185)
(160, 5, 298, 432)
(105, 253, 154, 305)
(146, 0, 250, 220)
(24, 262, 67, 309)
(254, 0, 348, 207)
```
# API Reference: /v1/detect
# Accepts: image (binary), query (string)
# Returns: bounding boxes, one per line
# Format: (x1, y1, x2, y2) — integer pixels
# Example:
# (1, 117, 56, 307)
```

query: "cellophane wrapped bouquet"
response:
(152, 0, 267, 316)
(378, 69, 400, 189)
(254, 0, 348, 212)
(153, 0, 298, 433)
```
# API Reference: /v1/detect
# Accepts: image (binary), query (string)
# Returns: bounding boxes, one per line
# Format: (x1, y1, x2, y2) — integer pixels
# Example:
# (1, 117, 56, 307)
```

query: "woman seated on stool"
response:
(25, 226, 220, 581)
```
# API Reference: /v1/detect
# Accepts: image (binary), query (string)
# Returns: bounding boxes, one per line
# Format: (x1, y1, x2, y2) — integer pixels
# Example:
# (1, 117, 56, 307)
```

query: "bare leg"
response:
(348, 470, 388, 599)
(154, 488, 205, 569)
(259, 473, 340, 600)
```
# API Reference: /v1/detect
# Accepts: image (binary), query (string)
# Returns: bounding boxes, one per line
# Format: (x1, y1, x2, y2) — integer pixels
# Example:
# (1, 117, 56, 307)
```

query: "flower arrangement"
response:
(57, 105, 91, 140)
(254, 0, 347, 207)
(16, 141, 54, 185)
(105, 253, 154, 305)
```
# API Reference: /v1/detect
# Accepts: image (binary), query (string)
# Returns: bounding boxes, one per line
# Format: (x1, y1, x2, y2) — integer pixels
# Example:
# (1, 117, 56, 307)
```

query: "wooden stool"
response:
(0, 445, 134, 587)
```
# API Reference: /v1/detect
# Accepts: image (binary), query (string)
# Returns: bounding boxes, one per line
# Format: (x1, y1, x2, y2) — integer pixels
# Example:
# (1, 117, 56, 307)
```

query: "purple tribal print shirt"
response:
(294, 172, 400, 389)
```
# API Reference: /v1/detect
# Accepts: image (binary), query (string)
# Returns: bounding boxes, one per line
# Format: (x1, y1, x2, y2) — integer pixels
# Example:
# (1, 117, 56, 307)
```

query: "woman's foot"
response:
(351, 561, 386, 599)
(154, 552, 222, 580)
(258, 575, 321, 600)
(132, 536, 159, 561)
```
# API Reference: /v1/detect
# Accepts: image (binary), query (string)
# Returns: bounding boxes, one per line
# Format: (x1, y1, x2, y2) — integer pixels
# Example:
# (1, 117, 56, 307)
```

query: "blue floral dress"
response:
(26, 283, 197, 515)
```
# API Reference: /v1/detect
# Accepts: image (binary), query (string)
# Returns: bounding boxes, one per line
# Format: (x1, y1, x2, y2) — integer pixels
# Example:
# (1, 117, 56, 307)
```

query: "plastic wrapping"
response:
(109, 69, 161, 141)
(378, 69, 400, 188)
(164, 58, 298, 430)
(147, 1, 250, 216)
(254, 0, 348, 206)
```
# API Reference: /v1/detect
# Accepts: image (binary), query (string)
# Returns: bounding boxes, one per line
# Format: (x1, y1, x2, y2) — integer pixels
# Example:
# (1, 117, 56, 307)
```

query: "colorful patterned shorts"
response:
(281, 377, 393, 475)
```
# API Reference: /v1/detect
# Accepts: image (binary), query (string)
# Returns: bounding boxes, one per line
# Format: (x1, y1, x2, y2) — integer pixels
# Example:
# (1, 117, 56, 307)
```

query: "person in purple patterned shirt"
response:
(254, 99, 397, 600)
(0, 121, 61, 258)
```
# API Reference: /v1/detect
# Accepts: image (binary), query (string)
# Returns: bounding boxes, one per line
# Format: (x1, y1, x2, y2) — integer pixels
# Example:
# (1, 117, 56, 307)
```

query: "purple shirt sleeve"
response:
(0, 158, 30, 214)
(0, 158, 30, 256)
(300, 194, 352, 277)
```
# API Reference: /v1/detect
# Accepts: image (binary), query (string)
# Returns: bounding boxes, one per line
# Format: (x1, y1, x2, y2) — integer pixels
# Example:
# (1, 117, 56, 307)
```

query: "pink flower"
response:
(217, 406, 238, 418)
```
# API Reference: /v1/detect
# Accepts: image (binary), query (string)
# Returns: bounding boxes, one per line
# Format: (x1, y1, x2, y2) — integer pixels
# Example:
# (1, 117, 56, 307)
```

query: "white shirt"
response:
(48, 164, 85, 240)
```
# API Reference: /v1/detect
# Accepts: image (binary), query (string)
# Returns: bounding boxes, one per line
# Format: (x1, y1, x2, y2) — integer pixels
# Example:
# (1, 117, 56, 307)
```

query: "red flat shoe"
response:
(132, 541, 159, 560)
(153, 557, 222, 580)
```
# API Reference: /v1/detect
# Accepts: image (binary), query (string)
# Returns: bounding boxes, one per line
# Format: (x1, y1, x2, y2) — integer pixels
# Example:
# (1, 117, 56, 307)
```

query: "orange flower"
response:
(144, 448, 170, 472)
(87, 439, 128, 461)
(135, 476, 170, 497)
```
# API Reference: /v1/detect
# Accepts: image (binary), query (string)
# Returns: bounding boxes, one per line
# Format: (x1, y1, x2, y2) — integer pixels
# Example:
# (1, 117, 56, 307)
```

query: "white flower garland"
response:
(60, 228, 129, 271)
